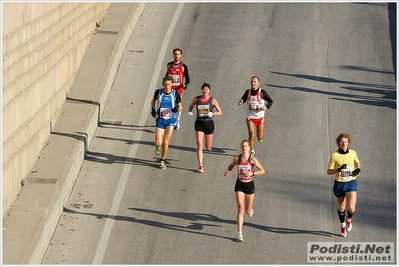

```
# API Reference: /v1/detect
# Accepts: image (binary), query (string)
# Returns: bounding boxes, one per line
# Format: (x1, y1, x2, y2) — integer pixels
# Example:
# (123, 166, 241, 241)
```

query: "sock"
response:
(347, 211, 355, 220)
(338, 209, 346, 224)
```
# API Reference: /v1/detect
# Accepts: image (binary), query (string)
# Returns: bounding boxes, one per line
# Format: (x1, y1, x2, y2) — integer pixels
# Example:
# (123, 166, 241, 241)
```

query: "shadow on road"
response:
(62, 206, 336, 241)
(268, 69, 396, 109)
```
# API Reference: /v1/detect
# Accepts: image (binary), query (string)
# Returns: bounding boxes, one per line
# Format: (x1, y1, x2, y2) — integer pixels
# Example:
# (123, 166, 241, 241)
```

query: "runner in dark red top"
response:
(165, 48, 190, 130)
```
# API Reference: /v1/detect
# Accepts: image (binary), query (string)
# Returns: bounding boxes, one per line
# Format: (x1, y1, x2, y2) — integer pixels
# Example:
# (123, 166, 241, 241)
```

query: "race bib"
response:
(339, 166, 353, 181)
(238, 165, 252, 179)
(198, 104, 210, 117)
(159, 108, 172, 119)
(170, 74, 180, 86)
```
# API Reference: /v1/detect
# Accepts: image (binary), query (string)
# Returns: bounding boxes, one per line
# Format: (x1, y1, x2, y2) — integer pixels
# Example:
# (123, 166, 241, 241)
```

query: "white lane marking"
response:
(317, 148, 323, 175)
(92, 3, 185, 264)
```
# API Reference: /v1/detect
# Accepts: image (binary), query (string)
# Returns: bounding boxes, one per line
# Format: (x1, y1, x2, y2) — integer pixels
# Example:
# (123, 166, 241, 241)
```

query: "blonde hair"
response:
(336, 132, 351, 145)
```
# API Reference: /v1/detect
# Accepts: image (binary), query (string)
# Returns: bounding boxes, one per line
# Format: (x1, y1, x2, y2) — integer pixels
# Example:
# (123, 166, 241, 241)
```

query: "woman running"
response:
(224, 140, 265, 242)
(188, 82, 222, 173)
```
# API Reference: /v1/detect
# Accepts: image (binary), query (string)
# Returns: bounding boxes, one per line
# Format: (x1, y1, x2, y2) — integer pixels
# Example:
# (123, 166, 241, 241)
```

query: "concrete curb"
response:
(19, 3, 146, 264)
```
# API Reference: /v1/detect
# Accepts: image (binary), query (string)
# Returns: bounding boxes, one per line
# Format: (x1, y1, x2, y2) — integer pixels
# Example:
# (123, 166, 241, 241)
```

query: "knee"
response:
(196, 141, 203, 150)
(163, 139, 170, 147)
(237, 206, 245, 215)
(348, 209, 356, 215)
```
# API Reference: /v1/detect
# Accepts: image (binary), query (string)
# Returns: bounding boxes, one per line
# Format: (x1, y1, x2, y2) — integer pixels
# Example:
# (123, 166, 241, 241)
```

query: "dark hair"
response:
(241, 140, 250, 146)
(251, 76, 260, 82)
(163, 76, 174, 84)
(201, 82, 211, 90)
(173, 48, 182, 54)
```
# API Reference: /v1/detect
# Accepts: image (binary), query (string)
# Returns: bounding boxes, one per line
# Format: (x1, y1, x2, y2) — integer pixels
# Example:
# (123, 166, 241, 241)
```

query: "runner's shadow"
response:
(129, 208, 336, 238)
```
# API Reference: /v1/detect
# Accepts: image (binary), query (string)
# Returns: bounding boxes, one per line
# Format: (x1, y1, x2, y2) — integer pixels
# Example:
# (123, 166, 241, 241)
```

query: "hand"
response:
(238, 99, 244, 105)
(352, 168, 361, 177)
(207, 112, 214, 117)
(337, 164, 347, 172)
(151, 108, 156, 118)
(188, 111, 193, 116)
(172, 106, 179, 113)
(183, 84, 188, 90)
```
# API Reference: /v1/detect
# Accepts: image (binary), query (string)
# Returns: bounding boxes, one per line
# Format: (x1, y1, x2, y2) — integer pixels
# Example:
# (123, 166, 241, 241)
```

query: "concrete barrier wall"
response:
(2, 2, 112, 214)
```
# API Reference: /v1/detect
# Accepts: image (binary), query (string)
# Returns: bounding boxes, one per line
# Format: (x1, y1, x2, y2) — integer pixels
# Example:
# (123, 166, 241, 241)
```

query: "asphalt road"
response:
(42, 3, 396, 265)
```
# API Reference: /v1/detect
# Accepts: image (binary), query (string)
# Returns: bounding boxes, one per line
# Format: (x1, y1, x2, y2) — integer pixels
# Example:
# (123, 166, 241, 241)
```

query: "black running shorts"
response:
(195, 119, 215, 135)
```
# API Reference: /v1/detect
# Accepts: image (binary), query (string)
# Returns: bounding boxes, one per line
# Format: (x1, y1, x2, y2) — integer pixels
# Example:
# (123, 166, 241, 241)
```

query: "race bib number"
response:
(339, 166, 353, 181)
(198, 104, 210, 117)
(248, 97, 263, 114)
(238, 165, 252, 179)
(170, 74, 180, 86)
(159, 108, 172, 119)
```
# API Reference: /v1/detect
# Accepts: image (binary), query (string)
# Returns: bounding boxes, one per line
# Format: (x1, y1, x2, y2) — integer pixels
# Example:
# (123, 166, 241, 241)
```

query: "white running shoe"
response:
(237, 232, 243, 242)
(346, 218, 352, 232)
(174, 120, 180, 130)
(341, 224, 347, 237)
(197, 165, 204, 173)
(248, 209, 253, 218)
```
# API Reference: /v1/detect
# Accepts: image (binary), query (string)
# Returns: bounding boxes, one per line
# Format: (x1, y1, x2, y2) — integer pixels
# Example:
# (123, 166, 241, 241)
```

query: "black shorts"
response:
(234, 180, 255, 194)
(195, 119, 214, 135)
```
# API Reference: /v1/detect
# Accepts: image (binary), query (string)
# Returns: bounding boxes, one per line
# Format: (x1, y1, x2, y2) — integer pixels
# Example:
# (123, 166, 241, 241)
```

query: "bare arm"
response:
(355, 161, 361, 169)
(224, 156, 238, 177)
(188, 97, 197, 112)
(212, 98, 223, 116)
(251, 156, 265, 176)
(327, 168, 338, 175)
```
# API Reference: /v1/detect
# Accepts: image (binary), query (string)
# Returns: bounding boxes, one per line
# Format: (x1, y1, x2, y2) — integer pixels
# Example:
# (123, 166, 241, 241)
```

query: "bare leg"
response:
(245, 193, 255, 215)
(346, 192, 357, 213)
(257, 122, 265, 142)
(195, 131, 204, 166)
(235, 191, 245, 232)
(204, 133, 213, 150)
(155, 128, 164, 148)
(161, 126, 174, 159)
(246, 120, 256, 151)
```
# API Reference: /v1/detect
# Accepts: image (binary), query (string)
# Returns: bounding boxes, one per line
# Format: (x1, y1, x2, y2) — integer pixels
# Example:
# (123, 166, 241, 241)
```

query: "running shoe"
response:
(258, 139, 263, 143)
(248, 209, 253, 218)
(346, 218, 352, 232)
(341, 224, 347, 237)
(155, 146, 161, 155)
(237, 232, 243, 242)
(174, 120, 180, 130)
(159, 160, 166, 169)
(197, 165, 204, 173)
(250, 150, 255, 156)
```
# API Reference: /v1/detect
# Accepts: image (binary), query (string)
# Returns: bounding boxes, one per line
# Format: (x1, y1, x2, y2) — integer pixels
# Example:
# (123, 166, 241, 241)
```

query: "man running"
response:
(151, 76, 181, 169)
(238, 76, 273, 155)
(165, 48, 190, 130)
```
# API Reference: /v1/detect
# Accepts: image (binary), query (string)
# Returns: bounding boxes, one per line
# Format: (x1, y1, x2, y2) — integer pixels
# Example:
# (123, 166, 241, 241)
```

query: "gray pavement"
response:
(2, 3, 146, 264)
